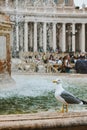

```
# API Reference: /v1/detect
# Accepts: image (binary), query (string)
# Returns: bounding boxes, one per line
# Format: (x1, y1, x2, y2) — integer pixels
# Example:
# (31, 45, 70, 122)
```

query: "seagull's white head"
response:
(53, 79, 64, 91)
(53, 79, 62, 84)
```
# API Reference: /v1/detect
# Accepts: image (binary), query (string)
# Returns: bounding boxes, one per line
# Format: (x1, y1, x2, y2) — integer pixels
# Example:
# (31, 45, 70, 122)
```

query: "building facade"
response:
(0, 0, 87, 54)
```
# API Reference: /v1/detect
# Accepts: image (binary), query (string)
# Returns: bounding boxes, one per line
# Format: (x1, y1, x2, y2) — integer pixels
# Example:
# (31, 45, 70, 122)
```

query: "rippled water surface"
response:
(0, 74, 87, 114)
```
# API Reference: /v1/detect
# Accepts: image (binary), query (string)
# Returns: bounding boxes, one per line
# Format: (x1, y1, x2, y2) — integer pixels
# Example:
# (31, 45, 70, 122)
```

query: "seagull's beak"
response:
(53, 80, 57, 83)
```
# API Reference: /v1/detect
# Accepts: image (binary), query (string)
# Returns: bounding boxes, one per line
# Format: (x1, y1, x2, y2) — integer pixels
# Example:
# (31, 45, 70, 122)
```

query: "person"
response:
(42, 53, 48, 64)
(49, 54, 54, 61)
(61, 55, 72, 73)
(57, 57, 62, 66)
(57, 57, 63, 71)
(75, 54, 87, 74)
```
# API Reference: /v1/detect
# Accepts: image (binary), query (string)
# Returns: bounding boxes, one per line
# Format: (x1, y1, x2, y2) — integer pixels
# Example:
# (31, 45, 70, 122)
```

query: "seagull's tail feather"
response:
(81, 100, 87, 105)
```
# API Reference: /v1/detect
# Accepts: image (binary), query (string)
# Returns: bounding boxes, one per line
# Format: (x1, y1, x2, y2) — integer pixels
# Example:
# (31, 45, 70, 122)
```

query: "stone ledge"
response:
(0, 111, 87, 130)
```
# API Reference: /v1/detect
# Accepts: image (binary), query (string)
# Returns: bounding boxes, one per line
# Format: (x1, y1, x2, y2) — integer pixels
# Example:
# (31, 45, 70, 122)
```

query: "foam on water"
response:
(0, 74, 87, 114)
(0, 75, 58, 98)
(0, 75, 87, 98)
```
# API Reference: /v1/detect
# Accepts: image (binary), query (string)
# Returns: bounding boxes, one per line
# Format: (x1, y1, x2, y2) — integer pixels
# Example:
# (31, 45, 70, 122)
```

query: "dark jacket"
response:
(75, 59, 87, 74)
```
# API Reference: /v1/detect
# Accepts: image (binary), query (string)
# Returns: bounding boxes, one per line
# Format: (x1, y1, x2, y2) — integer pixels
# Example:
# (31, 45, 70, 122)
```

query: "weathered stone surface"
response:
(0, 111, 87, 130)
(0, 12, 12, 76)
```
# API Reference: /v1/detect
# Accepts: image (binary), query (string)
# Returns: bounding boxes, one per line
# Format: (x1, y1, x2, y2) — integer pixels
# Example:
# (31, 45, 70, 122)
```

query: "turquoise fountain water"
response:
(0, 74, 87, 114)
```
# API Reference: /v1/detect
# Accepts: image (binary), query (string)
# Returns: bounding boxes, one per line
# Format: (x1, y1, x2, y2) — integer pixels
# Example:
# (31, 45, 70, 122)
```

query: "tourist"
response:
(56, 57, 63, 72)
(42, 53, 48, 64)
(61, 55, 73, 73)
(75, 53, 87, 74)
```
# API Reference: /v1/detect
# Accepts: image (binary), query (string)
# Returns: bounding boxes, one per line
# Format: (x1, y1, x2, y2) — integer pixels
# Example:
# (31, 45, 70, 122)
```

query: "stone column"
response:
(19, 23, 24, 52)
(10, 29, 13, 48)
(24, 21, 28, 52)
(62, 23, 66, 52)
(72, 23, 75, 52)
(43, 22, 47, 52)
(49, 29, 52, 48)
(79, 27, 82, 52)
(68, 31, 71, 52)
(34, 22, 37, 52)
(39, 25, 43, 48)
(5, 0, 9, 8)
(30, 23, 33, 48)
(16, 24, 19, 51)
(15, 0, 19, 52)
(53, 23, 56, 51)
(81, 23, 85, 52)
(15, 0, 18, 8)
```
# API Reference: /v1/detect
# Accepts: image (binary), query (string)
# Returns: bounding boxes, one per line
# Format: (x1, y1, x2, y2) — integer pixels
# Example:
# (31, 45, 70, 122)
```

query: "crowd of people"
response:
(14, 51, 87, 74)
(42, 52, 87, 73)
(41, 52, 87, 73)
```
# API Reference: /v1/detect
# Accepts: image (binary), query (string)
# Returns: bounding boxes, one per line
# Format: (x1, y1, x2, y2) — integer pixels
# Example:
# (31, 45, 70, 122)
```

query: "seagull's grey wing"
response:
(60, 90, 81, 104)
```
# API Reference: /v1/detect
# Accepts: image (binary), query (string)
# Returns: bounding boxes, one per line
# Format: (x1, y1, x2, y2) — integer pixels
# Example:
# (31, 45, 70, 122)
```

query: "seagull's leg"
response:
(61, 104, 64, 113)
(65, 104, 68, 112)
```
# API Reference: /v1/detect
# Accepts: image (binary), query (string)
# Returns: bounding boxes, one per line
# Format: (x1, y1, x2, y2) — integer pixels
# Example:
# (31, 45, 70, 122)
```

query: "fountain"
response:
(0, 2, 87, 129)
(0, 13, 87, 127)
(0, 74, 87, 115)
(0, 74, 87, 130)
(0, 12, 14, 86)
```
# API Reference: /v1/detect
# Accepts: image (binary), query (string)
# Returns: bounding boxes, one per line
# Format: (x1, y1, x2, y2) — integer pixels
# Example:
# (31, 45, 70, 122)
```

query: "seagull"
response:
(53, 79, 87, 113)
